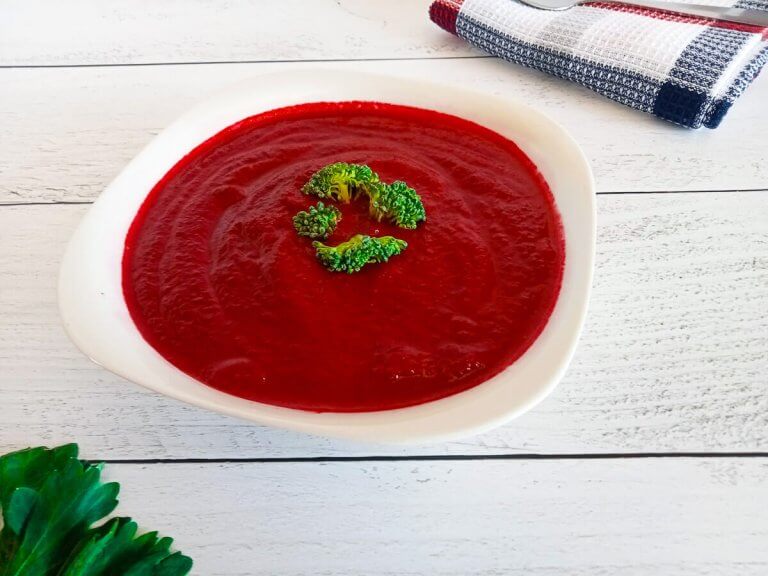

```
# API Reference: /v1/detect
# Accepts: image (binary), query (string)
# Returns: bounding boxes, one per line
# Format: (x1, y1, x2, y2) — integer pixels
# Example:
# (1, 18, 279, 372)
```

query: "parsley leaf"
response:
(0, 445, 192, 576)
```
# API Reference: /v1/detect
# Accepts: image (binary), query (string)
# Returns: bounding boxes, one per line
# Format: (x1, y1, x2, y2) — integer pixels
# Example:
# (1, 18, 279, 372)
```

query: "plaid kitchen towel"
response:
(430, 0, 768, 128)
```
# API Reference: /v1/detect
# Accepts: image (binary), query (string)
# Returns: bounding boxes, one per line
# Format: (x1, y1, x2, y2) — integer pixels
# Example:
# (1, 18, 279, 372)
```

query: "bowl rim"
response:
(58, 68, 595, 444)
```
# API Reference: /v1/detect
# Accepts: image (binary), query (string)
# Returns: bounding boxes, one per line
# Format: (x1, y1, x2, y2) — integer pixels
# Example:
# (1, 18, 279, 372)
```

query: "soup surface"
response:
(123, 102, 565, 411)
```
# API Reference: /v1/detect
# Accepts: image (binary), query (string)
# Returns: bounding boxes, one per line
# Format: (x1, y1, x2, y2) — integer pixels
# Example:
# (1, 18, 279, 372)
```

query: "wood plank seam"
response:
(0, 55, 493, 70)
(98, 452, 768, 464)
(4, 188, 768, 209)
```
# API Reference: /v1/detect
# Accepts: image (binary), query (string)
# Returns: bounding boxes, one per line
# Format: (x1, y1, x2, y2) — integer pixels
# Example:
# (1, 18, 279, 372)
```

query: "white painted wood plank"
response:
(1, 193, 766, 458)
(2, 60, 766, 203)
(0, 0, 469, 66)
(100, 459, 768, 575)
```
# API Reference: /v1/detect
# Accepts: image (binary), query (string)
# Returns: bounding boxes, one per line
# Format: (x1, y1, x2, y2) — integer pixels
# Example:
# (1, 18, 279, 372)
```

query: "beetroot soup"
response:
(123, 102, 565, 412)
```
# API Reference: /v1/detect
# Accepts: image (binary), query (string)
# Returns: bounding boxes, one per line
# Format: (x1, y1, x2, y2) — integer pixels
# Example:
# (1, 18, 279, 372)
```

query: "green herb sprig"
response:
(0, 444, 192, 576)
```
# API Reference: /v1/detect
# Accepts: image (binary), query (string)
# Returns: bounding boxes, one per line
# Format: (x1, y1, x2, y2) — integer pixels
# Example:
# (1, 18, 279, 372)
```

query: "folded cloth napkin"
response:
(430, 0, 768, 128)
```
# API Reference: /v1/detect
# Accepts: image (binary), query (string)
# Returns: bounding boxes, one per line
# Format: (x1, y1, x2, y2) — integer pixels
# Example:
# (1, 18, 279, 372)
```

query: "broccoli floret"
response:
(302, 162, 380, 203)
(312, 234, 407, 273)
(292, 201, 341, 239)
(368, 180, 426, 229)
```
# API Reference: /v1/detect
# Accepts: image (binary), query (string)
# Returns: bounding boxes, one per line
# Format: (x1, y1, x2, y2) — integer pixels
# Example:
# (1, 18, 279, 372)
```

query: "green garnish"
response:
(313, 234, 407, 273)
(302, 162, 379, 203)
(302, 163, 426, 229)
(0, 444, 193, 576)
(367, 180, 426, 229)
(297, 163, 423, 274)
(292, 201, 342, 240)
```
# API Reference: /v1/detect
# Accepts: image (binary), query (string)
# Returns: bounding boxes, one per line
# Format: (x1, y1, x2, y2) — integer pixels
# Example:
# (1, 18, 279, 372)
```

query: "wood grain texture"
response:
(102, 458, 768, 575)
(2, 192, 766, 459)
(0, 0, 470, 66)
(2, 60, 767, 203)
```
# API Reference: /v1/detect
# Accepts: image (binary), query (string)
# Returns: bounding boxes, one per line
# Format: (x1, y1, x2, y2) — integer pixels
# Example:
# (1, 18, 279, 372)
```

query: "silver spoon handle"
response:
(601, 0, 768, 27)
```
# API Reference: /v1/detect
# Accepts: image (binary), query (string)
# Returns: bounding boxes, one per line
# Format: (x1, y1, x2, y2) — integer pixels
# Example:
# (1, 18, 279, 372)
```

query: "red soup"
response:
(123, 102, 565, 412)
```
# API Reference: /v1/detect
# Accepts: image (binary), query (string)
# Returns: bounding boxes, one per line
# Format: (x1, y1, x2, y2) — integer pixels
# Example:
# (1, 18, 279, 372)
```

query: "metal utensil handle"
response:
(605, 0, 768, 27)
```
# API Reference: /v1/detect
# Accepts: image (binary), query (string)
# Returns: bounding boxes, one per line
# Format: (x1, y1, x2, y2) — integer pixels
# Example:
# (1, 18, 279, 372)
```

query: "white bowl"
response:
(59, 69, 595, 444)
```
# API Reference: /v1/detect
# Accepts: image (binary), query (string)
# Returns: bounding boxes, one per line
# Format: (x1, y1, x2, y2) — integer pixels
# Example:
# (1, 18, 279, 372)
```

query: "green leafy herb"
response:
(60, 518, 192, 576)
(0, 444, 192, 576)
(313, 234, 407, 273)
(292, 201, 341, 240)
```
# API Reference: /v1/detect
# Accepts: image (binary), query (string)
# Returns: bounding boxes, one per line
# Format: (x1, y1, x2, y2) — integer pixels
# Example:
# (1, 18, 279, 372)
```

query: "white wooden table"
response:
(2, 1, 768, 574)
